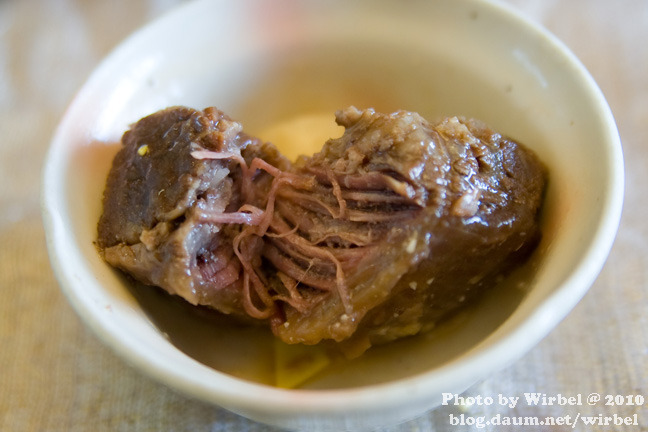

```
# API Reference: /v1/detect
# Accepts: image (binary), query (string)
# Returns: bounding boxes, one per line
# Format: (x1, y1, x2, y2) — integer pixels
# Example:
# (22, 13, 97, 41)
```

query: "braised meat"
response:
(97, 106, 290, 316)
(97, 106, 547, 355)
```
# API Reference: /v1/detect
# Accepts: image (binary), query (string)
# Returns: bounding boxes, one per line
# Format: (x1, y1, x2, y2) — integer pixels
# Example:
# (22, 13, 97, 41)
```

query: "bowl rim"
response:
(41, 0, 624, 421)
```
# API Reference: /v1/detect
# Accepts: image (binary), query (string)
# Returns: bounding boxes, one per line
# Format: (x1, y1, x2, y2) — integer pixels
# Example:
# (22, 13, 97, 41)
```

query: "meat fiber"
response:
(97, 106, 547, 355)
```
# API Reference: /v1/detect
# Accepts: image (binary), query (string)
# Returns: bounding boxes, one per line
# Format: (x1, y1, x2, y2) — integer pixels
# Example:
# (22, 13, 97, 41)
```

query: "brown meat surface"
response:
(97, 106, 288, 316)
(97, 106, 547, 355)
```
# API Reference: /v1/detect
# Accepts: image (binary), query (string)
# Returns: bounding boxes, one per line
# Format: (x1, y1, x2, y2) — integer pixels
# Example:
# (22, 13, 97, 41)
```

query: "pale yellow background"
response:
(1, 1, 646, 430)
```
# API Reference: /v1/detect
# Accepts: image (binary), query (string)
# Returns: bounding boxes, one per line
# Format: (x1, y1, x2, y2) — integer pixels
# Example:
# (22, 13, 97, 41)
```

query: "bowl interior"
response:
(43, 0, 622, 427)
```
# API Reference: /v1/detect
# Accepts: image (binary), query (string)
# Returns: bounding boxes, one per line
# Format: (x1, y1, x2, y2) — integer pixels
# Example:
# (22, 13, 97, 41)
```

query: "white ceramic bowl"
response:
(42, 0, 623, 430)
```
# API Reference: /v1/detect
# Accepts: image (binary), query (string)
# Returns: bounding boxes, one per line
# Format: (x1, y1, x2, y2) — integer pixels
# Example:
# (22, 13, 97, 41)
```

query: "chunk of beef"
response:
(97, 105, 547, 355)
(97, 106, 287, 316)
(267, 107, 546, 351)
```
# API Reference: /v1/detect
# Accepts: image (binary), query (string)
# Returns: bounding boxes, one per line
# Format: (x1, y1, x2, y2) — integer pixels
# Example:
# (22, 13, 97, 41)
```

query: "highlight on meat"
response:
(97, 105, 547, 356)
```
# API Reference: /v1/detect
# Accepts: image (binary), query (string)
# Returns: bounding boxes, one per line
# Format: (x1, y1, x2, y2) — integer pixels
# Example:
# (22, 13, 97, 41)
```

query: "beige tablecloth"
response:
(1, 1, 646, 431)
